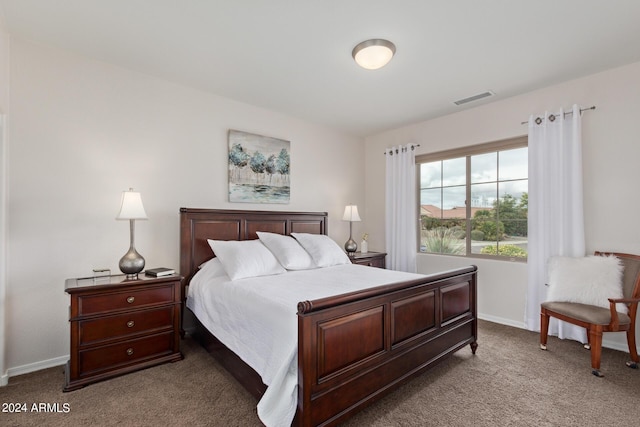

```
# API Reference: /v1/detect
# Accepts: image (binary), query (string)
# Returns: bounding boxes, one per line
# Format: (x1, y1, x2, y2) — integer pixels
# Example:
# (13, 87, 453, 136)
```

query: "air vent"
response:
(453, 91, 495, 106)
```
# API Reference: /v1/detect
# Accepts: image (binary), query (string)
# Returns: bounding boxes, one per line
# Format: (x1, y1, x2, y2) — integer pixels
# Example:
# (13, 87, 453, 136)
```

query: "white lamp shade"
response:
(116, 189, 148, 220)
(352, 39, 396, 70)
(342, 205, 361, 222)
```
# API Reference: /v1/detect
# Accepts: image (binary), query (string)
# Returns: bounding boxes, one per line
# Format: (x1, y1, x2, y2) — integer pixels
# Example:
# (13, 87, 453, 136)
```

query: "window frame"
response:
(416, 135, 528, 262)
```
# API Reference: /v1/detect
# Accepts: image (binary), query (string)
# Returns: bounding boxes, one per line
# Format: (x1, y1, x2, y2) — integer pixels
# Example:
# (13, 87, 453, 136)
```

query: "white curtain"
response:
(385, 144, 417, 273)
(525, 104, 586, 342)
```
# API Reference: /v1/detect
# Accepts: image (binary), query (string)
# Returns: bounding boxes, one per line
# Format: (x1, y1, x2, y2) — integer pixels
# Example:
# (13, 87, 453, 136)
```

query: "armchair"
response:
(540, 251, 640, 377)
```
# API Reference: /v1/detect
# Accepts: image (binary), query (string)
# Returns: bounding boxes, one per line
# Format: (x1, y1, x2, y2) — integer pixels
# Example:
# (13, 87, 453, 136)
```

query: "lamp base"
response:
(119, 246, 145, 280)
(344, 238, 357, 254)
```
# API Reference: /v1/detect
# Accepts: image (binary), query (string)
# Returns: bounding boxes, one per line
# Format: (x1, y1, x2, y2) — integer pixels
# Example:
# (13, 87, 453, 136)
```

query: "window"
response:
(417, 136, 528, 260)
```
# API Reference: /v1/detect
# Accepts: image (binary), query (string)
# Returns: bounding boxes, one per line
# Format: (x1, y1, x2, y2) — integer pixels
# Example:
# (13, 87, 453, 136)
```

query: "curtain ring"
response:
(535, 117, 542, 125)
(548, 114, 556, 122)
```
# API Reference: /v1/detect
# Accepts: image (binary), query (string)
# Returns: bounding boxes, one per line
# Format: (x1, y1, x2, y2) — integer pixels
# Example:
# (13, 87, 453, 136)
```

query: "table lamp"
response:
(116, 188, 148, 279)
(342, 205, 361, 254)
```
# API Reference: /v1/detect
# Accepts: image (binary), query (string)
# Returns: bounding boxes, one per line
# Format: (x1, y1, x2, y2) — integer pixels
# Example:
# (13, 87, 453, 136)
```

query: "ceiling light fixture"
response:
(352, 39, 396, 70)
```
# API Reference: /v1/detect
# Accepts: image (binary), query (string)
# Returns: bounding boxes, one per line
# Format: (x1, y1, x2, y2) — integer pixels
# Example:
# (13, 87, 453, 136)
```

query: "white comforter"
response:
(186, 262, 424, 427)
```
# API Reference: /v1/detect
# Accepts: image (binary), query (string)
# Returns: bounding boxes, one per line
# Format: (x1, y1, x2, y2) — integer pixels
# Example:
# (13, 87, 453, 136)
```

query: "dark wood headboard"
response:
(179, 208, 328, 284)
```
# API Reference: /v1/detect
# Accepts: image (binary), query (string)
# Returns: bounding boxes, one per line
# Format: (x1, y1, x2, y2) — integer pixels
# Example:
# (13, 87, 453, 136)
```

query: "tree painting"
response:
(228, 130, 290, 203)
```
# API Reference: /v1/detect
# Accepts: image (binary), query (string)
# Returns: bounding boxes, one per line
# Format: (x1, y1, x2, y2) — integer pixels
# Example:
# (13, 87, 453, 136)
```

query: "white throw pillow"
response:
(256, 232, 316, 270)
(198, 257, 227, 277)
(547, 255, 627, 313)
(207, 239, 286, 280)
(291, 233, 351, 268)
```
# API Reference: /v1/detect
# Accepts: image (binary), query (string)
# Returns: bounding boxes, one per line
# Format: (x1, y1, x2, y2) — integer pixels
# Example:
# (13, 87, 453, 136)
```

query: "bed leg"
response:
(470, 341, 478, 355)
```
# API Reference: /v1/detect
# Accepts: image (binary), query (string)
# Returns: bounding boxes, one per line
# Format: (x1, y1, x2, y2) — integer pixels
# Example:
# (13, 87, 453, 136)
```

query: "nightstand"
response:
(64, 274, 183, 392)
(349, 251, 387, 269)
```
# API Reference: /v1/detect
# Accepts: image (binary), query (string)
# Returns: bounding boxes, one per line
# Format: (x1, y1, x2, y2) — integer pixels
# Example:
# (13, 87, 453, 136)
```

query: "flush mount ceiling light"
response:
(352, 39, 396, 70)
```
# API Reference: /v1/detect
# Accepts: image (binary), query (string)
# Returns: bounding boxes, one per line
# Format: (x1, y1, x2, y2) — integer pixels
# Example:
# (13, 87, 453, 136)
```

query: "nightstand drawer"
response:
(78, 331, 174, 376)
(79, 306, 175, 345)
(350, 252, 386, 269)
(353, 257, 385, 268)
(77, 285, 175, 316)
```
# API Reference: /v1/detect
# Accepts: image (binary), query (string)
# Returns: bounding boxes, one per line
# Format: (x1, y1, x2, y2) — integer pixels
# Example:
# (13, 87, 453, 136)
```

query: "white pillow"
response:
(547, 255, 627, 313)
(207, 239, 286, 280)
(198, 257, 227, 277)
(256, 232, 316, 270)
(291, 233, 351, 268)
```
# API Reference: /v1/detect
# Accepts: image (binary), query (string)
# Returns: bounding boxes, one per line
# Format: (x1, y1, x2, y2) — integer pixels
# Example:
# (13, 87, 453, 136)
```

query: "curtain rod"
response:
(383, 144, 420, 155)
(521, 105, 596, 125)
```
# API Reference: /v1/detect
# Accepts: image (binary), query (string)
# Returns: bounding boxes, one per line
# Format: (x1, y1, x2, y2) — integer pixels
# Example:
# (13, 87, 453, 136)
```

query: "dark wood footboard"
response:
(296, 266, 477, 427)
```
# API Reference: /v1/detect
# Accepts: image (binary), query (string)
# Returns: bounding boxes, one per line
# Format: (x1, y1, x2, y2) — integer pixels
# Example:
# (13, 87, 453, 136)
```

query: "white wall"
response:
(365, 60, 640, 351)
(4, 39, 365, 376)
(0, 13, 10, 386)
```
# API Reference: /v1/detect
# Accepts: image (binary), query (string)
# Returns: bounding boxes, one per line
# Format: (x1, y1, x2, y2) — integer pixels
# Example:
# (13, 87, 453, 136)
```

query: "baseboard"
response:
(478, 312, 525, 329)
(601, 339, 633, 353)
(5, 355, 68, 381)
(1, 372, 8, 386)
(478, 312, 635, 353)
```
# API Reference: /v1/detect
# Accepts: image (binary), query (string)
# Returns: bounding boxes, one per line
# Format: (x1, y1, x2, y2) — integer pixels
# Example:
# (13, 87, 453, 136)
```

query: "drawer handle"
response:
(126, 348, 134, 356)
(126, 320, 135, 328)
(126, 296, 135, 304)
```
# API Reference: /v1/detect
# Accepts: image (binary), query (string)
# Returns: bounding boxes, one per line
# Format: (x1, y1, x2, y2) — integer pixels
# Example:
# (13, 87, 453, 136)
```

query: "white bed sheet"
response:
(186, 262, 425, 427)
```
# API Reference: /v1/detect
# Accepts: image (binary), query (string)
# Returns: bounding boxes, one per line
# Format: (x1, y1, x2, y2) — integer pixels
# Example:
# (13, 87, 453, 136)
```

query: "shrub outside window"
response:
(418, 137, 528, 260)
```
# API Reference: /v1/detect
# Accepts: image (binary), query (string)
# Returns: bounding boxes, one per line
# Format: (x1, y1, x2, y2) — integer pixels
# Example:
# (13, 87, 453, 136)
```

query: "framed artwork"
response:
(228, 130, 290, 204)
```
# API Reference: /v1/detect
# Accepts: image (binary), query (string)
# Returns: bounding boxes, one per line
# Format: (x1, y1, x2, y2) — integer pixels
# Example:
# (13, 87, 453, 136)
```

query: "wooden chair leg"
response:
(584, 328, 591, 349)
(540, 310, 550, 350)
(588, 327, 604, 377)
(626, 326, 639, 369)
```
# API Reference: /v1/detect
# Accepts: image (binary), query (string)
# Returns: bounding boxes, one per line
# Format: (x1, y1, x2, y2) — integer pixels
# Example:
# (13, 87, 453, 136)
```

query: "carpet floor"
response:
(1, 320, 639, 426)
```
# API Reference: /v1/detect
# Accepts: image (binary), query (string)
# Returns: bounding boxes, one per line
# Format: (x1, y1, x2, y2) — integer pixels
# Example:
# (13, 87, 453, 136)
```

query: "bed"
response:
(179, 208, 478, 427)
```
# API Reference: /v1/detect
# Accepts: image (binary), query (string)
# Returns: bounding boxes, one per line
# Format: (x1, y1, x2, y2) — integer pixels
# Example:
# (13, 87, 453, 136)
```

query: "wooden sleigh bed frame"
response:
(179, 208, 478, 427)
